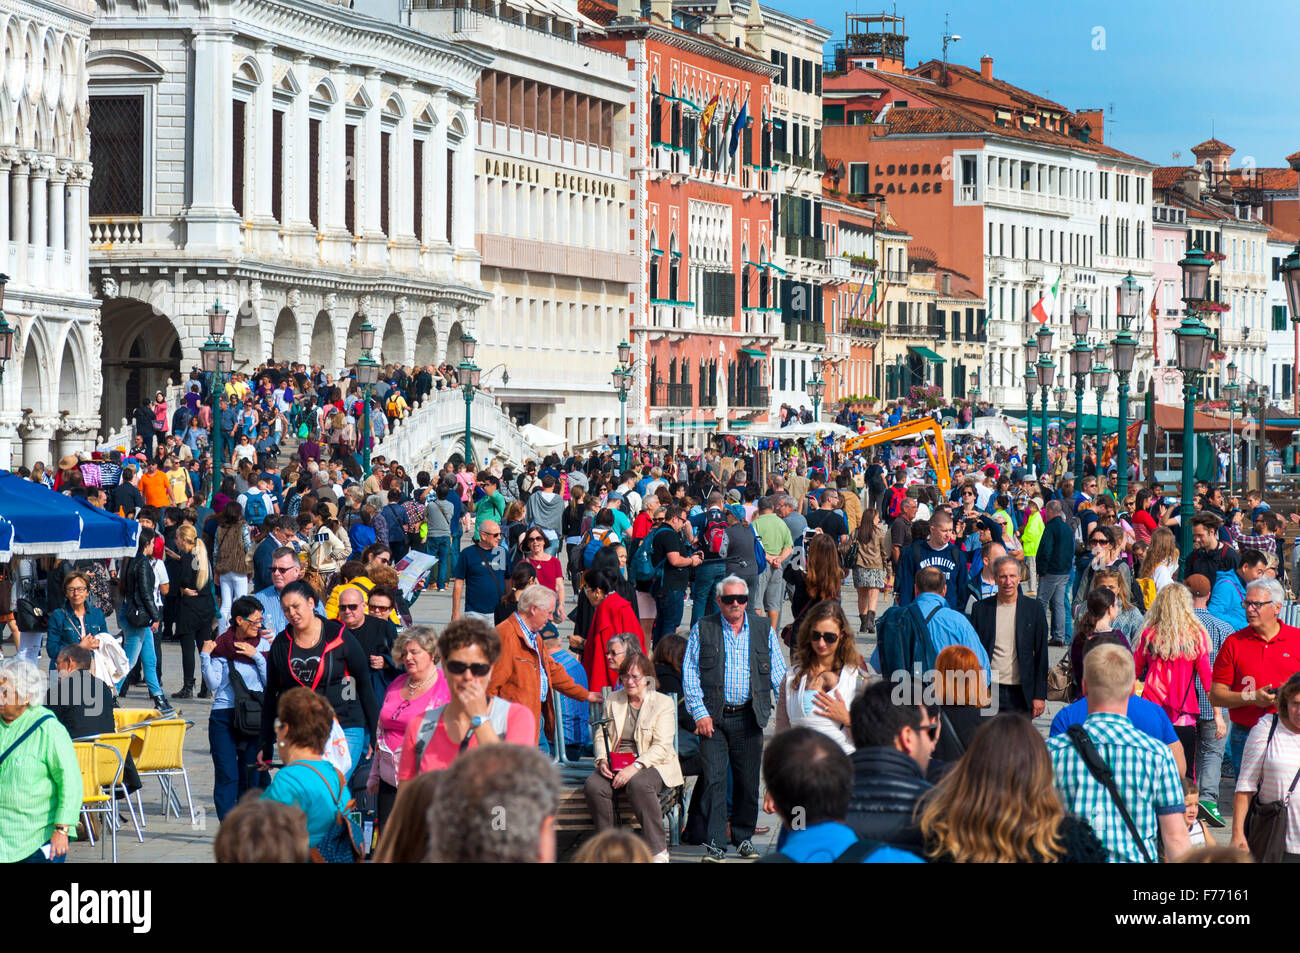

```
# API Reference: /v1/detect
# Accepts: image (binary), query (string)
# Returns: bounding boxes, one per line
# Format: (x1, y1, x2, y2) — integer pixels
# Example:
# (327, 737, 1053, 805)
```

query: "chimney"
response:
(1180, 167, 1203, 203)
(711, 0, 734, 43)
(743, 0, 766, 56)
(616, 0, 637, 19)
(650, 0, 670, 23)
(980, 56, 992, 81)
(941, 272, 951, 295)
(1076, 108, 1104, 145)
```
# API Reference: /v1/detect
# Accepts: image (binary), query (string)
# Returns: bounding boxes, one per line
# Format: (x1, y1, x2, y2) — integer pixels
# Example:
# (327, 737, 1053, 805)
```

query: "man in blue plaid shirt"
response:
(1048, 643, 1190, 862)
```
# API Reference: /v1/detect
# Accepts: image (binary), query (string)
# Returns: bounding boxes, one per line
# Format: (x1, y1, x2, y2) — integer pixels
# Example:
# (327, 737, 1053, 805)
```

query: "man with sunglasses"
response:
(452, 520, 508, 623)
(684, 576, 787, 861)
(254, 546, 325, 636)
(335, 585, 400, 701)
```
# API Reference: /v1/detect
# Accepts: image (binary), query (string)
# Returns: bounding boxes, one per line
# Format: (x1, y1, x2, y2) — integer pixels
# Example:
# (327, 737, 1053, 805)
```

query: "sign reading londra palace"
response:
(481, 156, 621, 198)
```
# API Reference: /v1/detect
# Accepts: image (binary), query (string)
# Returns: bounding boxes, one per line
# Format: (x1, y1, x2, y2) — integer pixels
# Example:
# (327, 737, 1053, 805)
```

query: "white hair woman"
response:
(1133, 583, 1211, 777)
(0, 660, 81, 863)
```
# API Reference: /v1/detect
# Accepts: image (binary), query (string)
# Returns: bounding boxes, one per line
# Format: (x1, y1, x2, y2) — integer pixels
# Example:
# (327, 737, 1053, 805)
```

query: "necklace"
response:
(403, 670, 436, 698)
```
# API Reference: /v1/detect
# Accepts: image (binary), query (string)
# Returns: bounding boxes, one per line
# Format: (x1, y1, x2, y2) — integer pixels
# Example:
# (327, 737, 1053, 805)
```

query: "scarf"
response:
(210, 622, 259, 662)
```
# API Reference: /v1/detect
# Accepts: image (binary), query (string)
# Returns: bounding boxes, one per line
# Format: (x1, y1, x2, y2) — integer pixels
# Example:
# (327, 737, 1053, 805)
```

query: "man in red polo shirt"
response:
(1211, 577, 1300, 776)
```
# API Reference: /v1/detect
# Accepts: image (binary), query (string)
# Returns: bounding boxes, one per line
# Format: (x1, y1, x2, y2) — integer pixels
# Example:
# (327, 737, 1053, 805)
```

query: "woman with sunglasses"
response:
(521, 528, 565, 620)
(584, 652, 682, 863)
(1076, 524, 1131, 605)
(578, 567, 645, 693)
(774, 601, 864, 753)
(368, 625, 448, 831)
(397, 618, 534, 778)
(201, 595, 272, 820)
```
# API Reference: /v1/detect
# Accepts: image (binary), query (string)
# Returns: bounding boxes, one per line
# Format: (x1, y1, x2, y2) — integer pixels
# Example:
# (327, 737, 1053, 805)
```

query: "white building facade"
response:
(1266, 230, 1297, 403)
(0, 0, 100, 470)
(409, 0, 637, 448)
(87, 0, 490, 436)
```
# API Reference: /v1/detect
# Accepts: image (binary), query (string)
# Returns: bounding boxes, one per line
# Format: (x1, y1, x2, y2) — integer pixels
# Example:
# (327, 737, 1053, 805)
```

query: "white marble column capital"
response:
(19, 412, 60, 440)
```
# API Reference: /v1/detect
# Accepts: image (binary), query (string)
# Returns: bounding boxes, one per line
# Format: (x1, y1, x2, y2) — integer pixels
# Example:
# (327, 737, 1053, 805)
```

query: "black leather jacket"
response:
(122, 555, 161, 625)
(845, 746, 932, 854)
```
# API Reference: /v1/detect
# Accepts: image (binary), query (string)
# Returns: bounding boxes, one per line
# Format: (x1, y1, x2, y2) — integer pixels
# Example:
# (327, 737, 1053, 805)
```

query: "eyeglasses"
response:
(238, 616, 264, 628)
(914, 721, 940, 742)
(65, 586, 88, 593)
(369, 604, 392, 615)
(480, 531, 500, 538)
(620, 675, 645, 685)
(809, 630, 839, 644)
(445, 659, 491, 677)
(1090, 538, 1109, 545)
(719, 594, 748, 605)
(374, 556, 392, 564)
(338, 602, 363, 612)
(271, 565, 295, 575)
(1243, 600, 1275, 612)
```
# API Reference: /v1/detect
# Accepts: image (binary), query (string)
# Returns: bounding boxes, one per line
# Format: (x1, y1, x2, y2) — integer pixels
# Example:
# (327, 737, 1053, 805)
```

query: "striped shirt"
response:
(684, 613, 787, 723)
(0, 705, 83, 863)
(1047, 712, 1185, 863)
(1193, 608, 1234, 721)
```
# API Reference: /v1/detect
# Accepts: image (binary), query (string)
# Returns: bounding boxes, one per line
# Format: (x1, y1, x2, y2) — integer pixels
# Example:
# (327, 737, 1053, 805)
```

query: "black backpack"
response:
(227, 663, 264, 740)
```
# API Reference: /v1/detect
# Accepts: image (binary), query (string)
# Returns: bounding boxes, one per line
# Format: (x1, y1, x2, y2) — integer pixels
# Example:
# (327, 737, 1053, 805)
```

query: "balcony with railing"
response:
(827, 255, 852, 281)
(783, 320, 827, 345)
(784, 234, 827, 262)
(650, 379, 693, 407)
(845, 322, 883, 342)
(646, 300, 695, 332)
(729, 385, 770, 408)
(893, 321, 945, 338)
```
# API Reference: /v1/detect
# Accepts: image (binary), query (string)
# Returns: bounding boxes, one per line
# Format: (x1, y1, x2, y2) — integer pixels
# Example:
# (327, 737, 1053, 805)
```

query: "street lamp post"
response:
(1175, 245, 1215, 576)
(808, 354, 826, 423)
(1024, 333, 1040, 474)
(613, 341, 634, 472)
(1113, 272, 1142, 503)
(1070, 303, 1092, 477)
(1091, 361, 1111, 481)
(1256, 384, 1270, 494)
(1035, 325, 1055, 477)
(1224, 361, 1240, 494)
(199, 300, 234, 506)
(459, 332, 480, 467)
(354, 319, 379, 474)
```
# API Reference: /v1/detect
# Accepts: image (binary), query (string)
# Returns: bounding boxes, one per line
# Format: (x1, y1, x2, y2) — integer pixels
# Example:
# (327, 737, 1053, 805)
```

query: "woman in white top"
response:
(1231, 672, 1300, 861)
(1138, 527, 1180, 594)
(774, 601, 866, 753)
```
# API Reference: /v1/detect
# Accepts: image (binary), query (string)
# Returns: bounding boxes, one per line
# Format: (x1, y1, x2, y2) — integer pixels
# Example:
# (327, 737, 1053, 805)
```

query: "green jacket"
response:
(1020, 512, 1045, 557)
(474, 491, 507, 539)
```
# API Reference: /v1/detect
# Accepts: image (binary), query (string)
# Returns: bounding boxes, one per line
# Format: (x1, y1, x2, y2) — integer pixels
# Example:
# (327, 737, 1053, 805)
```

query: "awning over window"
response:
(909, 346, 945, 363)
(738, 347, 766, 358)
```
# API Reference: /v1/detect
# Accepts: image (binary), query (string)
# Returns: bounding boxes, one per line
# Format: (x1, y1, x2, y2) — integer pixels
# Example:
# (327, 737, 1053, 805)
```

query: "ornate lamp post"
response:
(1024, 333, 1040, 472)
(968, 370, 981, 402)
(1091, 361, 1111, 479)
(355, 318, 379, 473)
(1070, 303, 1092, 476)
(808, 354, 826, 423)
(1112, 273, 1142, 502)
(1035, 325, 1055, 476)
(199, 300, 234, 505)
(1175, 245, 1215, 575)
(1281, 242, 1300, 416)
(458, 332, 480, 467)
(0, 275, 13, 386)
(612, 340, 634, 472)
(1223, 360, 1240, 494)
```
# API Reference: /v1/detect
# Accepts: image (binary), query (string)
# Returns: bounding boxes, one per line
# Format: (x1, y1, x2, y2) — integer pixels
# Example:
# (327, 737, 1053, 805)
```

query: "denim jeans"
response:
(342, 725, 366, 781)
(690, 561, 728, 627)
(218, 571, 251, 632)
(15, 632, 41, 666)
(18, 845, 65, 863)
(117, 612, 163, 697)
(1037, 573, 1070, 643)
(425, 536, 451, 589)
(1065, 565, 1077, 640)
(1226, 721, 1253, 777)
(208, 707, 263, 821)
(1197, 715, 1228, 805)
(652, 588, 686, 645)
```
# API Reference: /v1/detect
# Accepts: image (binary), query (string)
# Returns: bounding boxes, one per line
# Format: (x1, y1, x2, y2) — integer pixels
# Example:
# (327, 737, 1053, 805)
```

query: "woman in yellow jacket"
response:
(1019, 498, 1045, 595)
(584, 653, 682, 863)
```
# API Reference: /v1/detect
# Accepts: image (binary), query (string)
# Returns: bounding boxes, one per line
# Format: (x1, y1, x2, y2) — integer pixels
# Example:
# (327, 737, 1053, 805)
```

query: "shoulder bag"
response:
(1064, 723, 1154, 863)
(1243, 715, 1300, 863)
(226, 662, 264, 741)
(293, 760, 362, 863)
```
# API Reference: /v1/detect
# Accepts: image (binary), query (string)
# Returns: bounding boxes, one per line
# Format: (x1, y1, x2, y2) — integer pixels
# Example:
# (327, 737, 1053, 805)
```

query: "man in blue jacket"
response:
(1035, 500, 1075, 646)
(1206, 551, 1268, 633)
(895, 509, 967, 610)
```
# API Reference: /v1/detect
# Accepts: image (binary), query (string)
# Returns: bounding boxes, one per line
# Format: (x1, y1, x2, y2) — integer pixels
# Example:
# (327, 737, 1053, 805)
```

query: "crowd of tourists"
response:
(2, 370, 1300, 864)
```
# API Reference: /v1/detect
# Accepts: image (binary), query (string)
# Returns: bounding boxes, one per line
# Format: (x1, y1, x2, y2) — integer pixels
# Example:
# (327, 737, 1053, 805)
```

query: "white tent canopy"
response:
(519, 423, 566, 452)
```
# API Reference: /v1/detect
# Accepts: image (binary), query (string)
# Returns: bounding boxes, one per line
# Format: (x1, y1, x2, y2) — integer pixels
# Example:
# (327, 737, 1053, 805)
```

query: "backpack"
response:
(411, 697, 512, 767)
(631, 526, 673, 587)
(226, 662, 264, 740)
(383, 503, 407, 542)
(886, 486, 907, 519)
(873, 602, 942, 680)
(581, 527, 614, 568)
(1135, 576, 1156, 614)
(297, 421, 310, 440)
(701, 512, 729, 559)
(758, 839, 887, 864)
(243, 491, 269, 527)
(752, 527, 767, 571)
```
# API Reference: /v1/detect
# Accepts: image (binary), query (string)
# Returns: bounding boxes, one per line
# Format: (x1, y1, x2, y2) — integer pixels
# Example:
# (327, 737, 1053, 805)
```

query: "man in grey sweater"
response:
(424, 482, 455, 591)
(525, 473, 566, 556)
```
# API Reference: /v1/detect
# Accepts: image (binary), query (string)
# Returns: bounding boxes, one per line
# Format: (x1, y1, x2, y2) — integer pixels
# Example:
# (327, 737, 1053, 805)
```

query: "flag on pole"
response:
(699, 92, 720, 153)
(1150, 279, 1161, 364)
(847, 269, 869, 320)
(1030, 272, 1059, 325)
(727, 101, 749, 158)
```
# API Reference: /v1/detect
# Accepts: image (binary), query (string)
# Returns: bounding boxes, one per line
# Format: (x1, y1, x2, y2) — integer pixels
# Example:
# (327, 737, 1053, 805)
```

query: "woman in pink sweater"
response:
(1132, 583, 1212, 776)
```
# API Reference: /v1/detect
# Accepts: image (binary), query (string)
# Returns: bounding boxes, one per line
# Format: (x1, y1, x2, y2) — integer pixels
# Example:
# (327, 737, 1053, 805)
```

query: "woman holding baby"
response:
(774, 600, 867, 753)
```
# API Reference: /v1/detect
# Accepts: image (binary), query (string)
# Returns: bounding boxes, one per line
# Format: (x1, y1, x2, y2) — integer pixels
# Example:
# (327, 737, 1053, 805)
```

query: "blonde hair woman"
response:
(171, 522, 217, 700)
(1137, 527, 1179, 596)
(1133, 583, 1211, 776)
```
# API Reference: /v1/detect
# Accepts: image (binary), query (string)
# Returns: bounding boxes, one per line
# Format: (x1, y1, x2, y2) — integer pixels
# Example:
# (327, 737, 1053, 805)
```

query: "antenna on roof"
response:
(941, 13, 960, 87)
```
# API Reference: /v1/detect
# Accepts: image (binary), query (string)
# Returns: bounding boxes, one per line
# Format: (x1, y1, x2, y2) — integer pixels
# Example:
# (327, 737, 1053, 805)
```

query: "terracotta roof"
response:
(1288, 150, 1300, 165)
(579, 0, 617, 24)
(910, 59, 1068, 113)
(883, 105, 984, 135)
(1223, 168, 1299, 192)
(1269, 225, 1300, 244)
(1153, 166, 1193, 190)
(1191, 138, 1233, 154)
(1164, 194, 1234, 222)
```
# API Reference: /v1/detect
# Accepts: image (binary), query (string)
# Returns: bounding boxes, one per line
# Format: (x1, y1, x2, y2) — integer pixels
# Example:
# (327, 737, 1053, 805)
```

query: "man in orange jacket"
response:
(489, 584, 599, 746)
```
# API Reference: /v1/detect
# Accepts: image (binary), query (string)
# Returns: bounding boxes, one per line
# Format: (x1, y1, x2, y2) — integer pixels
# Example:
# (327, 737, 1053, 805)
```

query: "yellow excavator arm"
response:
(842, 419, 951, 495)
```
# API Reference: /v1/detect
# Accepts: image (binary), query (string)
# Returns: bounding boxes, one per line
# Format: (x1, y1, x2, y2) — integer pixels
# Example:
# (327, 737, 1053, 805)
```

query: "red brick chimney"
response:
(1077, 108, 1104, 144)
(980, 56, 993, 81)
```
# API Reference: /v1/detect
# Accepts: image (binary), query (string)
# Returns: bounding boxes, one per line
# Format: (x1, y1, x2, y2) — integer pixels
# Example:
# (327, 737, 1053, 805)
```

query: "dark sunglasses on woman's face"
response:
(445, 659, 491, 677)
(719, 594, 748, 606)
(810, 630, 839, 644)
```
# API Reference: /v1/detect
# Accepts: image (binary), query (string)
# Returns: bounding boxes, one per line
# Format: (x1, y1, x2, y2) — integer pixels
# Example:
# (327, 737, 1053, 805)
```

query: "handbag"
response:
(15, 597, 47, 631)
(1243, 715, 1300, 863)
(226, 662, 264, 740)
(1046, 654, 1073, 703)
(294, 761, 362, 863)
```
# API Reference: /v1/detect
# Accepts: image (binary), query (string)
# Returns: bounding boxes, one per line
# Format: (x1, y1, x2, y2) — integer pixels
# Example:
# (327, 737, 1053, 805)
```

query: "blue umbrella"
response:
(68, 494, 140, 558)
(0, 471, 85, 555)
(0, 517, 14, 558)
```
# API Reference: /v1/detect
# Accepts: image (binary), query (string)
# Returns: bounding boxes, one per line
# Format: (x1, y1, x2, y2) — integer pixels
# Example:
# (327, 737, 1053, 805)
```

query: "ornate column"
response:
(0, 411, 20, 471)
(185, 28, 240, 249)
(429, 90, 449, 250)
(0, 150, 12, 256)
(19, 412, 60, 469)
(49, 161, 68, 289)
(360, 68, 384, 265)
(320, 63, 350, 262)
(288, 54, 314, 258)
(68, 163, 92, 296)
(11, 153, 31, 283)
(58, 415, 100, 458)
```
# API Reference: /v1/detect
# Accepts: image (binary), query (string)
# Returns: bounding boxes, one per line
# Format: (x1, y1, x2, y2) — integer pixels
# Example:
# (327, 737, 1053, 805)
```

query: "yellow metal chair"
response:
(74, 731, 145, 845)
(74, 741, 126, 863)
(114, 708, 161, 732)
(124, 718, 195, 824)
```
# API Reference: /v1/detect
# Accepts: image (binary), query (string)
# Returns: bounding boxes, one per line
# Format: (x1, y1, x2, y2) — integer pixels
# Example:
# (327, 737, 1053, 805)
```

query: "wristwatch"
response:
(53, 825, 70, 835)
(470, 714, 488, 730)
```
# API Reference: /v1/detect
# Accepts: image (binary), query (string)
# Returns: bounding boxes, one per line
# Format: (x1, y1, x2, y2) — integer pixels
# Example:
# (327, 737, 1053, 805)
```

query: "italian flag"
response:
(1030, 273, 1059, 325)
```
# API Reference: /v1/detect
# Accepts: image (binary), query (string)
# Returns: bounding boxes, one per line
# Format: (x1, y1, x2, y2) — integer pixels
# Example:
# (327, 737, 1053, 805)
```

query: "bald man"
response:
(451, 519, 508, 622)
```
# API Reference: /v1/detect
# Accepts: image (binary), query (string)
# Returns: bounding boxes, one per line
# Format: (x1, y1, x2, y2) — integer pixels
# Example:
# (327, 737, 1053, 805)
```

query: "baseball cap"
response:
(1062, 471, 1076, 481)
(1184, 574, 1212, 599)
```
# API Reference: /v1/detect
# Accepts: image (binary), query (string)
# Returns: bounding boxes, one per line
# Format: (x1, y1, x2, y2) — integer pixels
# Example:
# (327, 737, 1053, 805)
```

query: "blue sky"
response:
(803, 0, 1300, 168)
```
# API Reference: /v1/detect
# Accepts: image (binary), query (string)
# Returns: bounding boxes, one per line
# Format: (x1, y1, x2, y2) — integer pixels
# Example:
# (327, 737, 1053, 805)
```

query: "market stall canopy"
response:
(1153, 404, 1294, 442)
(0, 471, 139, 557)
(519, 423, 567, 453)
